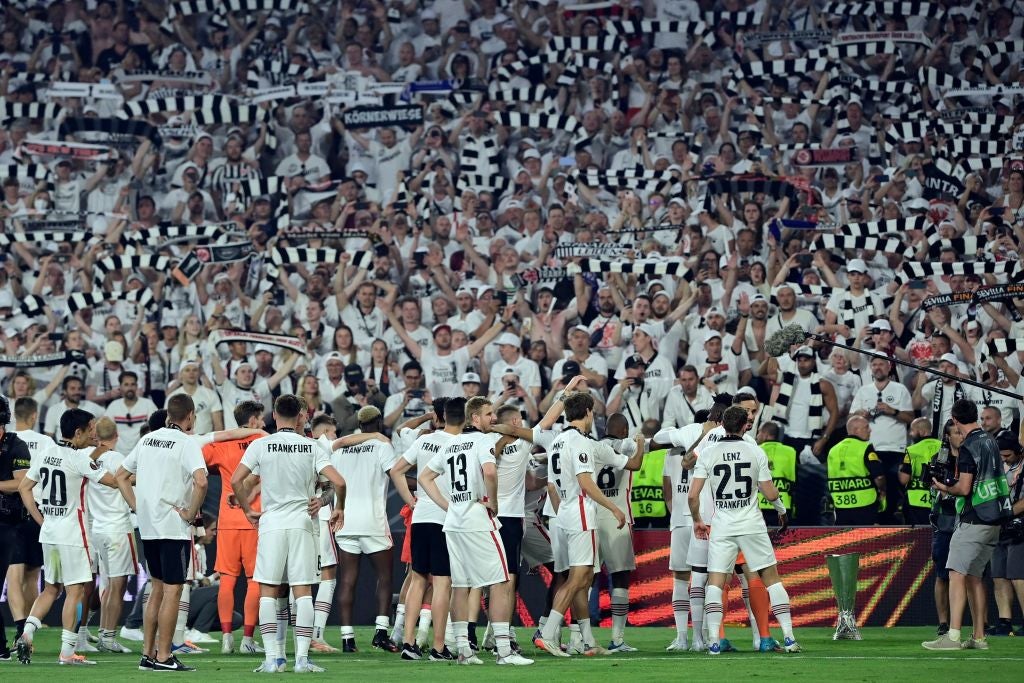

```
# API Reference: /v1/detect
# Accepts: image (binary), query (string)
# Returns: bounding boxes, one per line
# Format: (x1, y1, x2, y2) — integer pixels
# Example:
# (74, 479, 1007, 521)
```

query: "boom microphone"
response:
(764, 324, 809, 357)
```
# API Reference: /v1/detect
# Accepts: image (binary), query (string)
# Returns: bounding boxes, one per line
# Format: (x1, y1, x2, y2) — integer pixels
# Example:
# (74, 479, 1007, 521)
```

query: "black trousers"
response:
(0, 521, 17, 650)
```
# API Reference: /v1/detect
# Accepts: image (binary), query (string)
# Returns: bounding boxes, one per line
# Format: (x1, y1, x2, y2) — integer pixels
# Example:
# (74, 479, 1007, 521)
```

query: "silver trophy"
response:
(826, 553, 862, 640)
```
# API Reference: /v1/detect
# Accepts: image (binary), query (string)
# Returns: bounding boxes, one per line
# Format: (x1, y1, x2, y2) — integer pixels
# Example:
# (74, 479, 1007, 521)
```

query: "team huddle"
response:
(4, 378, 801, 672)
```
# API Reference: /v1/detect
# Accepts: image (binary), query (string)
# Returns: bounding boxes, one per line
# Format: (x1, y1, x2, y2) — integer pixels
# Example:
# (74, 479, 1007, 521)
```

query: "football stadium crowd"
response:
(1, 0, 1024, 668)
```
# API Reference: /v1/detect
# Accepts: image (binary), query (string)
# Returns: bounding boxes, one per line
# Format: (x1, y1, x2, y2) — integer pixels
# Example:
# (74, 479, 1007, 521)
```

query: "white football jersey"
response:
(656, 423, 704, 526)
(87, 449, 133, 534)
(239, 430, 332, 533)
(594, 437, 638, 523)
(427, 430, 499, 533)
(497, 427, 556, 518)
(331, 438, 397, 536)
(693, 426, 758, 521)
(123, 426, 208, 541)
(405, 431, 456, 525)
(693, 436, 771, 536)
(17, 428, 57, 505)
(28, 443, 105, 546)
(550, 427, 627, 532)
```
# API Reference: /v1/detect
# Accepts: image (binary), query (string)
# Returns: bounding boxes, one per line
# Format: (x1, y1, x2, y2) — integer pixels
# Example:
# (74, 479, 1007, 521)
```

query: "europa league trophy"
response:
(826, 553, 863, 640)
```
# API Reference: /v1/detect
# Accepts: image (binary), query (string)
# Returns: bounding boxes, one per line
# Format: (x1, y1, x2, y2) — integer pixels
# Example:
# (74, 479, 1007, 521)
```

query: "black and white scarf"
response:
(931, 380, 965, 437)
(773, 370, 825, 438)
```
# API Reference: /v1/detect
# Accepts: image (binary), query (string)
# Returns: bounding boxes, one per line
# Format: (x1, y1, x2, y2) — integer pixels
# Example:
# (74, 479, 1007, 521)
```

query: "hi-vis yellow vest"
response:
(827, 438, 878, 509)
(631, 447, 667, 519)
(758, 441, 796, 513)
(904, 438, 942, 510)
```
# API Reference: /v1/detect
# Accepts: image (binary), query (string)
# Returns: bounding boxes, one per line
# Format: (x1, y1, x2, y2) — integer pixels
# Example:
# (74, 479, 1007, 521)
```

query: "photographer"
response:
(607, 354, 670, 437)
(987, 432, 1024, 637)
(925, 419, 959, 638)
(923, 400, 1013, 651)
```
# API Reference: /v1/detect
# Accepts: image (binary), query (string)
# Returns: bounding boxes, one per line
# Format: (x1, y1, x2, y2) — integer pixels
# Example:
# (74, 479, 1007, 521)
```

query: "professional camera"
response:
(1001, 518, 1024, 545)
(921, 421, 958, 488)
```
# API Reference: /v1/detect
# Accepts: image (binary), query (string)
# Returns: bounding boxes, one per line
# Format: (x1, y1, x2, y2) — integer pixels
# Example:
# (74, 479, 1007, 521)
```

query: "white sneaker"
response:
(120, 626, 144, 642)
(457, 652, 484, 665)
(97, 638, 133, 654)
(294, 659, 325, 673)
(666, 638, 688, 651)
(77, 640, 99, 653)
(689, 639, 706, 652)
(241, 637, 266, 654)
(496, 652, 534, 665)
(253, 660, 285, 673)
(222, 633, 235, 654)
(186, 629, 218, 644)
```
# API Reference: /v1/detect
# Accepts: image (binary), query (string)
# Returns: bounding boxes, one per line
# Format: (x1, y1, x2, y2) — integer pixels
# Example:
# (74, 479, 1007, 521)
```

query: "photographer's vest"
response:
(758, 441, 796, 513)
(631, 447, 667, 519)
(827, 438, 877, 510)
(956, 430, 1012, 524)
(904, 438, 942, 511)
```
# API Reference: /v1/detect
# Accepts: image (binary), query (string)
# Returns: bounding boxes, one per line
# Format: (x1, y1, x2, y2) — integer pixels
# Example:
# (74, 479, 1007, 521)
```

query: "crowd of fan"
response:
(1, 0, 1023, 527)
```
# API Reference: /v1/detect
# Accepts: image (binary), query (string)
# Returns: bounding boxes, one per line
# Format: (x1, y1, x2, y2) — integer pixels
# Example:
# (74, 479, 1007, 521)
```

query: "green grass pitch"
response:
(3, 626, 1018, 680)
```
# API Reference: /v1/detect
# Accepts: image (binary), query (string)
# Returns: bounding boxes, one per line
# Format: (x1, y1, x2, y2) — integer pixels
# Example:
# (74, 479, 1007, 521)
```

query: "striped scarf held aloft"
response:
(773, 371, 825, 439)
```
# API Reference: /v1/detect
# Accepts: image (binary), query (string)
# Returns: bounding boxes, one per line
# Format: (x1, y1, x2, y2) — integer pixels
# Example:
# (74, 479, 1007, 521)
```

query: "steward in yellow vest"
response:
(631, 447, 668, 527)
(899, 425, 942, 525)
(755, 422, 796, 526)
(827, 416, 886, 525)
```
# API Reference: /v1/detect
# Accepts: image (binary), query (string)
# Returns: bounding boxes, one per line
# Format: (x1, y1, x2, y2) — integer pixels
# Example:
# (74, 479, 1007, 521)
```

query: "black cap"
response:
(562, 359, 581, 379)
(624, 354, 648, 370)
(344, 363, 364, 383)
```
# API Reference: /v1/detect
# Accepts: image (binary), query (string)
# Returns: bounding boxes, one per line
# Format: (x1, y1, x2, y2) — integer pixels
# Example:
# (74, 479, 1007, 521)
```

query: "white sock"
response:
(77, 625, 89, 648)
(705, 585, 724, 646)
(766, 583, 794, 640)
(672, 578, 690, 641)
(690, 573, 707, 643)
(340, 625, 354, 640)
(453, 621, 470, 657)
(578, 619, 595, 649)
(313, 580, 335, 641)
(540, 610, 563, 641)
(392, 604, 406, 643)
(174, 584, 191, 644)
(61, 629, 77, 659)
(375, 615, 390, 631)
(24, 616, 42, 641)
(275, 596, 289, 655)
(294, 596, 313, 663)
(738, 574, 758, 647)
(538, 615, 547, 631)
(611, 587, 629, 644)
(948, 627, 961, 642)
(494, 621, 511, 657)
(444, 618, 454, 647)
(259, 597, 279, 666)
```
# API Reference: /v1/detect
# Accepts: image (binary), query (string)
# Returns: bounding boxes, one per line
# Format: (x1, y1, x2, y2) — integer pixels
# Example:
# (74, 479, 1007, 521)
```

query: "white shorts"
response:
(687, 527, 709, 570)
(551, 521, 569, 573)
(335, 534, 393, 555)
(596, 518, 635, 574)
(42, 543, 93, 586)
(521, 517, 553, 568)
(708, 532, 777, 574)
(254, 528, 320, 586)
(318, 519, 338, 567)
(446, 530, 509, 589)
(94, 532, 139, 578)
(669, 525, 693, 572)
(566, 528, 600, 571)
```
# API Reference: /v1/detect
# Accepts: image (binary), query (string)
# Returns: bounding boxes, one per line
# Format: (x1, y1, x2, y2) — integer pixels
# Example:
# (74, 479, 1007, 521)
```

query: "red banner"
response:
(512, 527, 937, 628)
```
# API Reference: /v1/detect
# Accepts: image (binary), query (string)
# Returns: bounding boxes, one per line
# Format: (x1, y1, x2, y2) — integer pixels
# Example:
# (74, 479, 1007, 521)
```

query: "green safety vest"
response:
(827, 438, 878, 510)
(631, 447, 668, 519)
(758, 441, 796, 513)
(955, 431, 1013, 524)
(904, 438, 942, 510)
